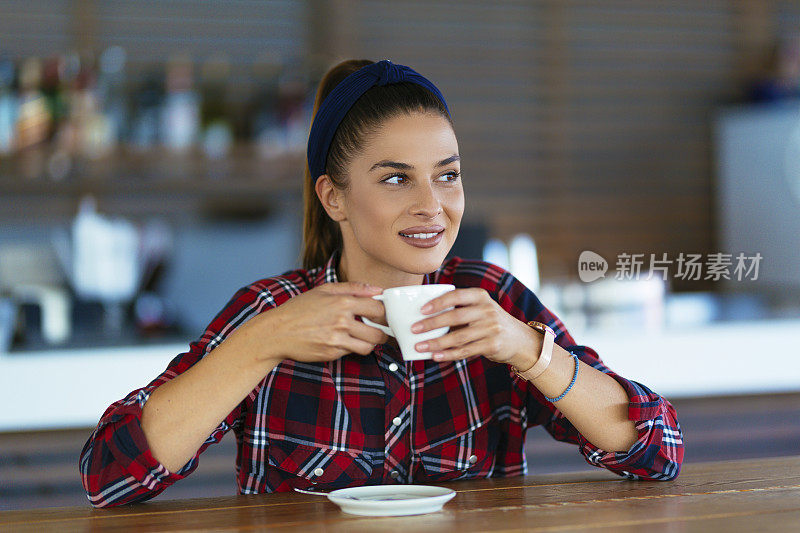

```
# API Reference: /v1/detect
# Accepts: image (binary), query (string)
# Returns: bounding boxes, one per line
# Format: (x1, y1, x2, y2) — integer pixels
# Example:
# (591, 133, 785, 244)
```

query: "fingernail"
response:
(432, 353, 444, 361)
(416, 342, 428, 350)
(421, 303, 432, 313)
(411, 324, 423, 333)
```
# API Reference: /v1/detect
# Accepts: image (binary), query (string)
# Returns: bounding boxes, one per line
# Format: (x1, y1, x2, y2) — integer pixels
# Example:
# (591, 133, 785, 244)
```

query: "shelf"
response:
(0, 146, 306, 196)
(0, 146, 307, 219)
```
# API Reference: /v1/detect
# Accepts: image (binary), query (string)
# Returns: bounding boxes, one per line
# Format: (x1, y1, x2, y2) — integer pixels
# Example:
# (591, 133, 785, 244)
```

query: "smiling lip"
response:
(399, 225, 445, 234)
(398, 230, 444, 248)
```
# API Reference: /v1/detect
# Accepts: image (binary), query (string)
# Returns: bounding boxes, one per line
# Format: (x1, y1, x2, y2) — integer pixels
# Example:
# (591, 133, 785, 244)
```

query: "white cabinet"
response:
(2, 318, 799, 431)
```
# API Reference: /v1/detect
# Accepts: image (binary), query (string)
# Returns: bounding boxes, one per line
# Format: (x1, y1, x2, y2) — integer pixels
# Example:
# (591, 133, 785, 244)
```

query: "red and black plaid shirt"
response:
(79, 249, 684, 507)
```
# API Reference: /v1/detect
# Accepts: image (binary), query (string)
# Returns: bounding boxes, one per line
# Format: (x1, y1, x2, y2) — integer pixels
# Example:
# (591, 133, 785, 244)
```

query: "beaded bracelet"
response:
(543, 351, 579, 403)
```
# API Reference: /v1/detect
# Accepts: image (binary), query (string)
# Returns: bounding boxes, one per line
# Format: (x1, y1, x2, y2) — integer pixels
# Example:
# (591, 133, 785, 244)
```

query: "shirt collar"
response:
(313, 248, 434, 287)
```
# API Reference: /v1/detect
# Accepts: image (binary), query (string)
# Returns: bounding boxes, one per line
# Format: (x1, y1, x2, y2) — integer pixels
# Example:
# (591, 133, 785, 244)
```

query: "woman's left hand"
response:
(411, 288, 540, 367)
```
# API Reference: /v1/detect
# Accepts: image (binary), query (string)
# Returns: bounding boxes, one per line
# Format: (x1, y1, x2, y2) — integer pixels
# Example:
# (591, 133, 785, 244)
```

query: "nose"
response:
(410, 181, 443, 218)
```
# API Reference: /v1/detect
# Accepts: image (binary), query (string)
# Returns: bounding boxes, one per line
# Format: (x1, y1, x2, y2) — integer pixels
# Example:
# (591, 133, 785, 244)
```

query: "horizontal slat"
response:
(564, 1, 732, 22)
(470, 193, 710, 214)
(97, 0, 304, 21)
(358, 1, 541, 24)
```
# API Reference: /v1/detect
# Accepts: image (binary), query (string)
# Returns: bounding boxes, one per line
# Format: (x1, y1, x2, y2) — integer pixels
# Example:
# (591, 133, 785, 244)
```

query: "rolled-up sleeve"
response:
(530, 343, 684, 481)
(78, 378, 202, 507)
(78, 283, 275, 507)
(493, 268, 684, 481)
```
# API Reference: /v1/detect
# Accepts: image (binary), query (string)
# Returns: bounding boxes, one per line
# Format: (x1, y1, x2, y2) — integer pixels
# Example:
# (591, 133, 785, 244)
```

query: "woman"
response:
(79, 59, 683, 508)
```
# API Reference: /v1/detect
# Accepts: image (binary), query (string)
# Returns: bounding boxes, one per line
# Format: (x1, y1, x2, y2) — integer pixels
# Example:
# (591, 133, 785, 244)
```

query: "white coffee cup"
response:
(361, 284, 456, 361)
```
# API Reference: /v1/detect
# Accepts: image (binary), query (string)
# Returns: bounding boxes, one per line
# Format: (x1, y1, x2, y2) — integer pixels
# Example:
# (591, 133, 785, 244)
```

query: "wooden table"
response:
(2, 456, 799, 532)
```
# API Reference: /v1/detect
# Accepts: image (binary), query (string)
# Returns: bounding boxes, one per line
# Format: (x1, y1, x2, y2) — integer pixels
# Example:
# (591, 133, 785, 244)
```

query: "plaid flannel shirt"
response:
(79, 249, 684, 508)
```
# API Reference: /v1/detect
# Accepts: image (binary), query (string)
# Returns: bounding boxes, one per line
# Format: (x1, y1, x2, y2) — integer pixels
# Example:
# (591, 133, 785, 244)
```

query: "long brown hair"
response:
(300, 59, 453, 270)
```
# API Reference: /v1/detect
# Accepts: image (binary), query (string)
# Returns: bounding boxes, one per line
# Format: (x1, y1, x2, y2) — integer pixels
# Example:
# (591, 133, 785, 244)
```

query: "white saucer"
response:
(326, 485, 456, 516)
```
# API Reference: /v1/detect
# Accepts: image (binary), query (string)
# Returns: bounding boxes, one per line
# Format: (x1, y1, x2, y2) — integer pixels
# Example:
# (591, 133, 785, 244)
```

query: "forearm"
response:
(517, 330, 638, 452)
(141, 318, 282, 472)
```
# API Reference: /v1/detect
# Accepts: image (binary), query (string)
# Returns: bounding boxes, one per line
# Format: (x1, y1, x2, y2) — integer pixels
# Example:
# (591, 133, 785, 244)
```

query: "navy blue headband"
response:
(306, 59, 450, 182)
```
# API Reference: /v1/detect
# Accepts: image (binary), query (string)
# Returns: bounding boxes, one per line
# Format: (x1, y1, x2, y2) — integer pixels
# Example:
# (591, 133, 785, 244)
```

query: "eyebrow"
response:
(368, 154, 460, 172)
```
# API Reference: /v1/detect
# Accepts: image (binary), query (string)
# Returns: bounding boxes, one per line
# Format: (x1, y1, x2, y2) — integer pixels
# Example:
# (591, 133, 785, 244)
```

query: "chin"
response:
(411, 249, 451, 272)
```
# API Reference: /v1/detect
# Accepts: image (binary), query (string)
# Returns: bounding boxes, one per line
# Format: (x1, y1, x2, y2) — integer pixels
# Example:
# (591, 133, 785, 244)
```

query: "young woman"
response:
(79, 59, 683, 508)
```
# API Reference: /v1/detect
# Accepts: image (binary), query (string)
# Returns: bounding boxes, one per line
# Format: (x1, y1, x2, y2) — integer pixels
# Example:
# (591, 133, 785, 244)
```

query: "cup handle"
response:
(361, 294, 393, 336)
(362, 316, 393, 336)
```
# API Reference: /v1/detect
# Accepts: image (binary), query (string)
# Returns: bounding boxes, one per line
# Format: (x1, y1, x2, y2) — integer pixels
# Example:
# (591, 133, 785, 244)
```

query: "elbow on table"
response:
(629, 455, 683, 482)
(85, 490, 122, 509)
(82, 474, 158, 509)
(78, 449, 118, 508)
(652, 461, 682, 481)
(607, 437, 683, 482)
(78, 440, 155, 508)
(634, 408, 685, 482)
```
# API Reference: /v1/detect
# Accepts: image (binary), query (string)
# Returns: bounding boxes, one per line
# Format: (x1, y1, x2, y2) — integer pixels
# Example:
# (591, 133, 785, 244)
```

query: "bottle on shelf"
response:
(161, 52, 199, 153)
(43, 52, 78, 180)
(129, 69, 164, 151)
(15, 56, 50, 152)
(14, 56, 51, 179)
(199, 52, 233, 160)
(279, 60, 313, 155)
(45, 51, 81, 180)
(40, 55, 68, 144)
(71, 50, 116, 160)
(97, 45, 129, 153)
(250, 53, 283, 159)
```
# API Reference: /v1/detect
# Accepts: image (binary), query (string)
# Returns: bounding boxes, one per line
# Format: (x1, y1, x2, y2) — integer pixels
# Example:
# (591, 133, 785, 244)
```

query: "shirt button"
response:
(388, 363, 399, 372)
(313, 467, 325, 477)
(390, 470, 400, 479)
(468, 455, 478, 465)
(392, 416, 402, 426)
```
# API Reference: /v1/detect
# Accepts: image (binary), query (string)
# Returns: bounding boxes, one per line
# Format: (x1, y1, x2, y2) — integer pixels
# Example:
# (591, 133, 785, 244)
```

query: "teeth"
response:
(401, 232, 439, 239)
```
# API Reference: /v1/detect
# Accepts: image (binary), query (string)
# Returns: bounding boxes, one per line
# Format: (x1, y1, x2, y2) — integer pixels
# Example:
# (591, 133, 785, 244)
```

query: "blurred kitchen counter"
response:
(0, 339, 190, 432)
(574, 317, 800, 399)
(1, 317, 798, 432)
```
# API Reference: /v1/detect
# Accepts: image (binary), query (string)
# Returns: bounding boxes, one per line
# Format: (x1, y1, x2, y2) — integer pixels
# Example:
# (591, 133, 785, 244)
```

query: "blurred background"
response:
(1, 0, 798, 510)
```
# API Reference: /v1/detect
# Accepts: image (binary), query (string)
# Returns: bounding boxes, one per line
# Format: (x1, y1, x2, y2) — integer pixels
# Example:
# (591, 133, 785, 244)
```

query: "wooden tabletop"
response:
(2, 456, 799, 532)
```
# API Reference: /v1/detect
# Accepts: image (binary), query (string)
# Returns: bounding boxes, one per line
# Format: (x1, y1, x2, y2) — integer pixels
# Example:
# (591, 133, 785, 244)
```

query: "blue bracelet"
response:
(543, 351, 579, 403)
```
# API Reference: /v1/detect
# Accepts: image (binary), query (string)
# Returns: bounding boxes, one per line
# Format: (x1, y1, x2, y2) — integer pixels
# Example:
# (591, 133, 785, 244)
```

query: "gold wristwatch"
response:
(511, 321, 555, 381)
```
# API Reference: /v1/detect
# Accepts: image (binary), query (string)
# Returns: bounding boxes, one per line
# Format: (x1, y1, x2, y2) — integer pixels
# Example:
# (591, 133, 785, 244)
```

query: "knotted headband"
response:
(306, 59, 450, 182)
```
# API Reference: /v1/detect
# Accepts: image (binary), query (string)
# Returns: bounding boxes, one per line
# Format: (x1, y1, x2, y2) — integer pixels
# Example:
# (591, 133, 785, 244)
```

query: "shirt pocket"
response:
(266, 439, 375, 492)
(414, 417, 500, 483)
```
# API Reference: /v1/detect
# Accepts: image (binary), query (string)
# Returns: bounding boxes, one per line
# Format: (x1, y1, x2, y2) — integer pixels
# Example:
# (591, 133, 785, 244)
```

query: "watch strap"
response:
(512, 321, 555, 381)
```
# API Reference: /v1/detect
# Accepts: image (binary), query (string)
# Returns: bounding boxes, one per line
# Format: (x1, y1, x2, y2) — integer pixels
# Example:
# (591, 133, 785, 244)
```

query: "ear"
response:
(315, 174, 347, 222)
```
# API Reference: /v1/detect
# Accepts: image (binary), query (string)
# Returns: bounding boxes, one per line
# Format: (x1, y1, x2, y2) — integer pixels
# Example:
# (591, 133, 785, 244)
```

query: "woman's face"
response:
(324, 111, 464, 285)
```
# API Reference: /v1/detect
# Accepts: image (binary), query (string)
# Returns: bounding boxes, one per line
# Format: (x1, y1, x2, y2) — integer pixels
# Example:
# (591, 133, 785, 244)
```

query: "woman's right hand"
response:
(243, 282, 390, 364)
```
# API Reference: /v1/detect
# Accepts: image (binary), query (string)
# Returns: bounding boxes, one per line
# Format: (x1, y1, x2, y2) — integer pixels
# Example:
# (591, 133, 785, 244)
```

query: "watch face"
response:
(527, 321, 547, 333)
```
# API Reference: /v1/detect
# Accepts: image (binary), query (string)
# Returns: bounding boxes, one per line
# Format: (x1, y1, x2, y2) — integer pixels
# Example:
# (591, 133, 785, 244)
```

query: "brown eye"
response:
(438, 171, 461, 182)
(383, 174, 408, 185)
